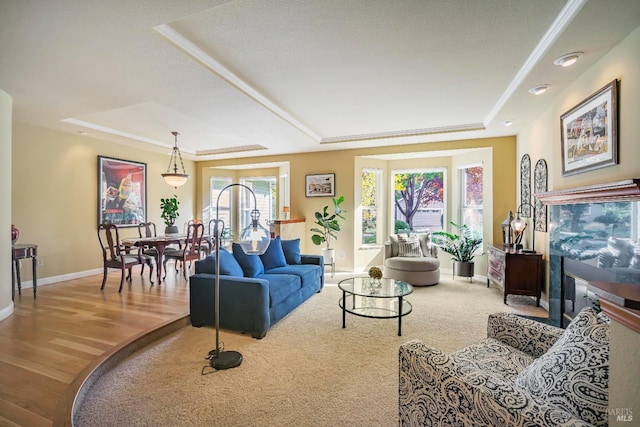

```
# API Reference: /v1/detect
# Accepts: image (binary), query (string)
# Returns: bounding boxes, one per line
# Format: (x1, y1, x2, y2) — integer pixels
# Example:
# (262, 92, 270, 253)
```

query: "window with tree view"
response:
(393, 170, 444, 234)
(461, 165, 483, 239)
(361, 169, 380, 245)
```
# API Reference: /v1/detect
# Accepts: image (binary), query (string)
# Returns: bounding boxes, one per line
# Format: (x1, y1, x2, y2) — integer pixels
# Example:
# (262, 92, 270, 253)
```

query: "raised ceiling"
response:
(1, 0, 639, 160)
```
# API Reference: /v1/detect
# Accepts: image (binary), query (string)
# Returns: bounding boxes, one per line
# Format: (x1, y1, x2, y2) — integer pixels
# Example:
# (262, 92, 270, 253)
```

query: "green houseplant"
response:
(432, 221, 482, 279)
(310, 195, 346, 250)
(160, 195, 180, 234)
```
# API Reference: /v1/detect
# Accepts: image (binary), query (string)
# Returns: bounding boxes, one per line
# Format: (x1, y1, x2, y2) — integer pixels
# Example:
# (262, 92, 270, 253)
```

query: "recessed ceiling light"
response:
(528, 84, 550, 95)
(502, 120, 514, 127)
(553, 52, 583, 67)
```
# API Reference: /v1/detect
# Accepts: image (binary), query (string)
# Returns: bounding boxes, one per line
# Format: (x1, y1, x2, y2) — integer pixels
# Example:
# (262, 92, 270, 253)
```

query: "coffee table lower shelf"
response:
(339, 295, 412, 336)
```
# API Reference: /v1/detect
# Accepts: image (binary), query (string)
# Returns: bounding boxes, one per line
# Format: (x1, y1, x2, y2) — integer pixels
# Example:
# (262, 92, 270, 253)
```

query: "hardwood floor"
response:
(0, 267, 191, 427)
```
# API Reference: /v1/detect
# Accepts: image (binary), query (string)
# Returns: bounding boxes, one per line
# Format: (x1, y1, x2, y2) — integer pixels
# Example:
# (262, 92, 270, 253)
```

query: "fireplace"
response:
(537, 179, 640, 328)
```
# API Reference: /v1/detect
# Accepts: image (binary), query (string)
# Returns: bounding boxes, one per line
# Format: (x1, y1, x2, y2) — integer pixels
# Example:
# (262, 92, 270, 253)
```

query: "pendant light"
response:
(162, 131, 189, 188)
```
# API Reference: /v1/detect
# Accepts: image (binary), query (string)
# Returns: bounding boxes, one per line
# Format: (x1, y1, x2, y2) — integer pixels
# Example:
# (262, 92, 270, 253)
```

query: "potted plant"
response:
(160, 195, 180, 234)
(432, 221, 483, 279)
(310, 195, 346, 262)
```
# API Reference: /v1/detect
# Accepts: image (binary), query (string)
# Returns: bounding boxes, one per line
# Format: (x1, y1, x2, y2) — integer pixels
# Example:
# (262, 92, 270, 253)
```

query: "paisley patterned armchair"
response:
(399, 308, 610, 426)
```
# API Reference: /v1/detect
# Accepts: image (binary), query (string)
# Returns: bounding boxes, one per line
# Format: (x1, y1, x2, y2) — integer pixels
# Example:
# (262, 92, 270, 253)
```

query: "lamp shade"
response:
(239, 221, 270, 255)
(511, 217, 527, 233)
(163, 131, 189, 188)
(161, 173, 189, 188)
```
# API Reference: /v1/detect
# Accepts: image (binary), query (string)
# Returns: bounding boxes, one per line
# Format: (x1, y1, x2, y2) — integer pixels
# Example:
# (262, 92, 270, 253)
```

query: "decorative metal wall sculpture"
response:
(534, 159, 548, 232)
(520, 154, 531, 217)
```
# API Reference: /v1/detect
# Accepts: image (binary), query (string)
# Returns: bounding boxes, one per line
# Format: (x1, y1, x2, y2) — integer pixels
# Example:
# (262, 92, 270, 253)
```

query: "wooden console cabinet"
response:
(487, 244, 542, 306)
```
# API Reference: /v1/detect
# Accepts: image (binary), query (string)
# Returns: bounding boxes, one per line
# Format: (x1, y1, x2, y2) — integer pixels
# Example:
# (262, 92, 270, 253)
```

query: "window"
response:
(392, 169, 445, 233)
(207, 176, 233, 235)
(361, 169, 381, 245)
(461, 165, 483, 240)
(239, 177, 276, 232)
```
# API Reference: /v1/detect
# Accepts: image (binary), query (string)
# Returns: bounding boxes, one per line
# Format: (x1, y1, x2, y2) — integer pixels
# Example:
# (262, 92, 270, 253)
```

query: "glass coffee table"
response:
(338, 277, 413, 336)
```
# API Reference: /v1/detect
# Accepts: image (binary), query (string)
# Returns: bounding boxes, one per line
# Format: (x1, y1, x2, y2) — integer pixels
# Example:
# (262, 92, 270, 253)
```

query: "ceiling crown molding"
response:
(196, 144, 267, 156)
(320, 123, 486, 144)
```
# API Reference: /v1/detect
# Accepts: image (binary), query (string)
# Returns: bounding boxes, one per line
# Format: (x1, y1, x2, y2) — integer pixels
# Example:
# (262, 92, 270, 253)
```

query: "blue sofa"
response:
(189, 237, 324, 338)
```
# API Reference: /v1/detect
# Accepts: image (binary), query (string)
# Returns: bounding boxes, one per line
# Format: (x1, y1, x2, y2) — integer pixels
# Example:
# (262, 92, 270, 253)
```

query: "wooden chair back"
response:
(137, 222, 157, 238)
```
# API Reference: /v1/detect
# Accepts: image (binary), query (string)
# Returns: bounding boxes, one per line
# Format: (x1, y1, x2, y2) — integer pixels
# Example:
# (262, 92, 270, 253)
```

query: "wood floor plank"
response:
(0, 271, 190, 426)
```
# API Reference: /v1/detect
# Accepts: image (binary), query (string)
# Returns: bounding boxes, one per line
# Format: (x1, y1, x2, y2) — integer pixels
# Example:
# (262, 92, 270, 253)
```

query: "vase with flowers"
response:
(368, 266, 383, 287)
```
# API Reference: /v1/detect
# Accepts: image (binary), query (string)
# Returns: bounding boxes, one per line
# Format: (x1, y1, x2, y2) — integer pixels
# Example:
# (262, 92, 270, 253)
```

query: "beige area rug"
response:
(74, 275, 545, 427)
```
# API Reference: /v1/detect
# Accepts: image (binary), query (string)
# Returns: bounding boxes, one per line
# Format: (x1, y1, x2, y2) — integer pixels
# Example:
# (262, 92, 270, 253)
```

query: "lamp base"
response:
(208, 350, 243, 370)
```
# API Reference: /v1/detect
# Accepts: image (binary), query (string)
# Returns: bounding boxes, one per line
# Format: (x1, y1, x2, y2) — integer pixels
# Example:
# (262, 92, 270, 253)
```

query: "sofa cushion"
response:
(398, 240, 422, 257)
(515, 307, 610, 426)
(415, 233, 437, 257)
(194, 249, 243, 277)
(385, 256, 440, 272)
(389, 233, 408, 257)
(232, 243, 265, 278)
(451, 338, 534, 382)
(281, 238, 302, 265)
(260, 236, 287, 271)
(257, 273, 301, 307)
(266, 264, 322, 289)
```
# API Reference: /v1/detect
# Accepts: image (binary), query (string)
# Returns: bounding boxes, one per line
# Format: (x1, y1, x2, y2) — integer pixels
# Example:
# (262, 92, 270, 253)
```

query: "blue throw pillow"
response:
(216, 248, 244, 277)
(260, 236, 287, 270)
(232, 243, 265, 278)
(281, 238, 302, 265)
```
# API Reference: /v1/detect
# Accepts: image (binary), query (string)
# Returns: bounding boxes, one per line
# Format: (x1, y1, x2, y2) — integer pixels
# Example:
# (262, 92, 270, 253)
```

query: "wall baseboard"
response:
(15, 268, 103, 290)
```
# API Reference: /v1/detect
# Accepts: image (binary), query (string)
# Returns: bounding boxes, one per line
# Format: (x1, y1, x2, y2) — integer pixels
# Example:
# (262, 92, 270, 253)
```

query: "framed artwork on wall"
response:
(520, 154, 531, 218)
(534, 159, 548, 232)
(305, 173, 335, 197)
(561, 79, 618, 176)
(98, 156, 147, 227)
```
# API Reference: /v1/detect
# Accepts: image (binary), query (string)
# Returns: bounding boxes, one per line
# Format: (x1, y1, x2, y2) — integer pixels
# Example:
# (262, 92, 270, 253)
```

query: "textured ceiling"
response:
(1, 0, 639, 160)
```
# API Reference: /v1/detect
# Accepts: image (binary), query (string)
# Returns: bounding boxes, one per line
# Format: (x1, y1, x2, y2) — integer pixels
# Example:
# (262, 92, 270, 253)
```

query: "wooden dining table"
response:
(122, 234, 210, 284)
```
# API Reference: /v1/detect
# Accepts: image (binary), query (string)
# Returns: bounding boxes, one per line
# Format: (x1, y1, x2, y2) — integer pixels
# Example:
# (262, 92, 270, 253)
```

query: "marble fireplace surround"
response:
(536, 179, 640, 332)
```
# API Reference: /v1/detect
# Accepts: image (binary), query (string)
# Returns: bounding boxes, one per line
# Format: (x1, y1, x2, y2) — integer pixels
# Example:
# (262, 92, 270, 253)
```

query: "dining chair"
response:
(207, 218, 226, 253)
(137, 222, 158, 276)
(188, 219, 212, 256)
(163, 222, 205, 279)
(98, 223, 155, 292)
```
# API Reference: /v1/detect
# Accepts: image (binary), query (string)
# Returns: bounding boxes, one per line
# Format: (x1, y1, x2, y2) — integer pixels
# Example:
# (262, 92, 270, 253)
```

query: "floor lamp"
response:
(206, 183, 270, 370)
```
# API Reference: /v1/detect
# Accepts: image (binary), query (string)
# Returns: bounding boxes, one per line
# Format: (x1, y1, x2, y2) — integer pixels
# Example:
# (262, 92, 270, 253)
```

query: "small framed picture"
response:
(305, 173, 335, 197)
(560, 79, 618, 176)
(98, 156, 147, 227)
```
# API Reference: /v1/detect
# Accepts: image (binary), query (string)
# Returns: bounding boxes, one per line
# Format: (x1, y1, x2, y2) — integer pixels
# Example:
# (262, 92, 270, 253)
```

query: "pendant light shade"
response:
(162, 131, 189, 188)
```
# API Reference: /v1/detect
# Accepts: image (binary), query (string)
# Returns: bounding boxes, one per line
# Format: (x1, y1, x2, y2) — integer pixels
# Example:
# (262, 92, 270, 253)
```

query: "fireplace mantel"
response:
(536, 179, 640, 205)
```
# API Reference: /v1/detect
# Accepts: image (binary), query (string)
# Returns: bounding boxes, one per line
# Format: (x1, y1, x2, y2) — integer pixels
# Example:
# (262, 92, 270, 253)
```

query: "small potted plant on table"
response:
(160, 195, 180, 234)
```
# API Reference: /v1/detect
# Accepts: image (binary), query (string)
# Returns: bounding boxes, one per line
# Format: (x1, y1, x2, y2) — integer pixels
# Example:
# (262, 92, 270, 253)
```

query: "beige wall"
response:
(11, 123, 195, 285)
(196, 136, 516, 273)
(518, 26, 640, 420)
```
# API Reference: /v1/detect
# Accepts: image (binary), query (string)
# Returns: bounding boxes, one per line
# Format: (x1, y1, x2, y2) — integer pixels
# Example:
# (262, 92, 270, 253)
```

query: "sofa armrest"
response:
(300, 255, 324, 289)
(301, 254, 322, 266)
(399, 340, 591, 427)
(384, 242, 392, 259)
(487, 313, 564, 358)
(189, 273, 270, 337)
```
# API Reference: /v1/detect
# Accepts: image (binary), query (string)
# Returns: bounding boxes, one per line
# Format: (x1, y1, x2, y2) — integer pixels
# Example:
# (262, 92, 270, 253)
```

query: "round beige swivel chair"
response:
(383, 233, 440, 286)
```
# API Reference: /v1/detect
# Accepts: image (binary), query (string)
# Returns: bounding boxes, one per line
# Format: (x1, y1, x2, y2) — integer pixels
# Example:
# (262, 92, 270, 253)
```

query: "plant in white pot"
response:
(432, 221, 482, 280)
(310, 195, 346, 263)
(160, 195, 180, 234)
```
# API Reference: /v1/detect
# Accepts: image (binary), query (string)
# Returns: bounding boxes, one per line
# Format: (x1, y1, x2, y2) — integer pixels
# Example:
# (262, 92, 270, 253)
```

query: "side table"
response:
(12, 243, 38, 300)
